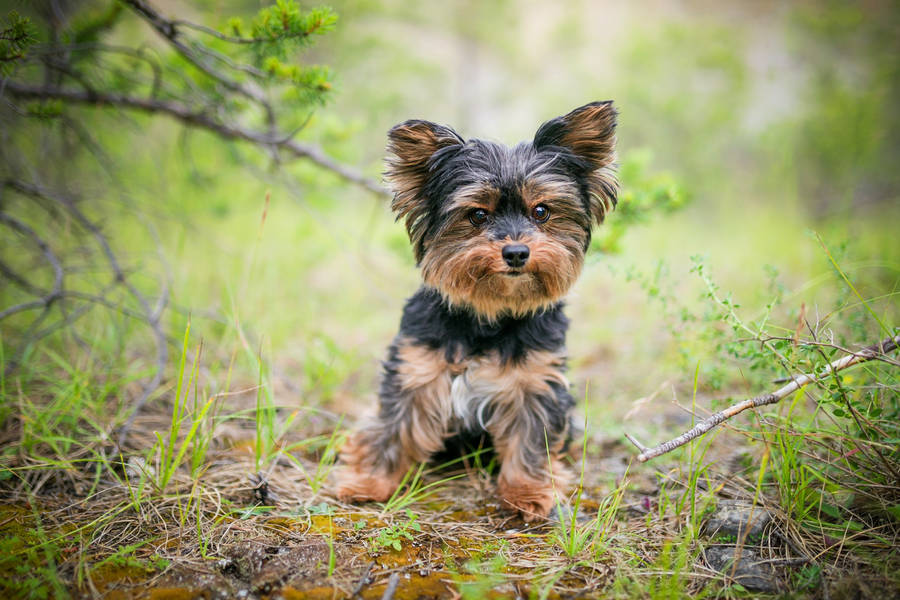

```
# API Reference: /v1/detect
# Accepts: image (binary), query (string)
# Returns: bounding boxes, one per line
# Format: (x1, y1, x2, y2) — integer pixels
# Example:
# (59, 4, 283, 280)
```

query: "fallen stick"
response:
(381, 572, 400, 600)
(350, 562, 375, 599)
(626, 335, 899, 462)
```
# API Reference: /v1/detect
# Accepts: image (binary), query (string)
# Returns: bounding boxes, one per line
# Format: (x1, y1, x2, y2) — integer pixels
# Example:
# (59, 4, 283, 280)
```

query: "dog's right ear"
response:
(385, 120, 464, 259)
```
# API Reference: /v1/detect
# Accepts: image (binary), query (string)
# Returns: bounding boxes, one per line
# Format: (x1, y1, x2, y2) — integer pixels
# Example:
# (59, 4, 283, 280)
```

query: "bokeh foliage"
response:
(0, 1, 898, 598)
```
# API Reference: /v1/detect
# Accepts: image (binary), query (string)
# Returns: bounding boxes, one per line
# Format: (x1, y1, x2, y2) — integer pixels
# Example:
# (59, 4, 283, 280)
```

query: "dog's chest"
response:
(446, 354, 524, 432)
(448, 365, 487, 431)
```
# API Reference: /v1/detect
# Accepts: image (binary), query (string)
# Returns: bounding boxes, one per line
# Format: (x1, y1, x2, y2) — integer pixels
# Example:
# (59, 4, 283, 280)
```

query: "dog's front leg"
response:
(481, 356, 575, 521)
(336, 338, 454, 503)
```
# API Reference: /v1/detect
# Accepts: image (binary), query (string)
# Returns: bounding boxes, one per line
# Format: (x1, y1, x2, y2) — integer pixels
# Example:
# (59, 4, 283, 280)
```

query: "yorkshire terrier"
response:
(336, 101, 618, 520)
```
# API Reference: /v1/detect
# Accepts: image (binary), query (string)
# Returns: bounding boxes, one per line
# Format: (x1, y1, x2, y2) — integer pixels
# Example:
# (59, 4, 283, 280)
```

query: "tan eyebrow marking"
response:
(444, 183, 501, 214)
(519, 178, 581, 212)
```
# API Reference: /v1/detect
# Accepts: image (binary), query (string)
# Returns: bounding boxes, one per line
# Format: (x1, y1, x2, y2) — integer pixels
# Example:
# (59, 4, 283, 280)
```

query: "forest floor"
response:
(4, 372, 895, 600)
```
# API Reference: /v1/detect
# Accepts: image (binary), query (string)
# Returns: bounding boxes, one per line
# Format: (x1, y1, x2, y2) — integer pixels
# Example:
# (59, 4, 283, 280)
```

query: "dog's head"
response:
(385, 101, 618, 320)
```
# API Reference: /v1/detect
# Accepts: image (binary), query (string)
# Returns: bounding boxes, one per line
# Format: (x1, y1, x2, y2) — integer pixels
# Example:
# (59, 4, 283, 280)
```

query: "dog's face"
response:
(385, 101, 617, 320)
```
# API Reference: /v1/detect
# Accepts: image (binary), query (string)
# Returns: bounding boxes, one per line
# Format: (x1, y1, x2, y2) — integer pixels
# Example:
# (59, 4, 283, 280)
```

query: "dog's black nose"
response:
(502, 244, 530, 268)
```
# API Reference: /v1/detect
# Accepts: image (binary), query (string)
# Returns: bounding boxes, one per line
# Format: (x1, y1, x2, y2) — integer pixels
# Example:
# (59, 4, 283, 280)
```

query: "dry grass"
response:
(3, 357, 898, 600)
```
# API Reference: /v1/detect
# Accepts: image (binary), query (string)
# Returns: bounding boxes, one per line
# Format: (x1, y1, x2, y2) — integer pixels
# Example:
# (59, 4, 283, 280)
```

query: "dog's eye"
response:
(532, 204, 550, 223)
(468, 208, 489, 226)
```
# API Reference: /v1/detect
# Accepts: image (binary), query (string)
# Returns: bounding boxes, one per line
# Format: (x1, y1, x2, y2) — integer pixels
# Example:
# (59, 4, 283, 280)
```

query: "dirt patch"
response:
(221, 540, 335, 594)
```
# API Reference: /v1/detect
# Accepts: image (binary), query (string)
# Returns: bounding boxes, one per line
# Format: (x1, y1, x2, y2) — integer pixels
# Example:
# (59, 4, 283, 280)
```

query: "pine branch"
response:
(122, 0, 269, 107)
(171, 19, 315, 45)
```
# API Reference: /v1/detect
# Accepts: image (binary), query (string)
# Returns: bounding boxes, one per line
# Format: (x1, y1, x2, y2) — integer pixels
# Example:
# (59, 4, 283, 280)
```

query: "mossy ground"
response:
(4, 374, 897, 599)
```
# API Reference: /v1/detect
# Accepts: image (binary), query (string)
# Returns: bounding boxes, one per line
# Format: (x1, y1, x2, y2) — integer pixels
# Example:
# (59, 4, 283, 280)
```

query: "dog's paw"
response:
(334, 470, 397, 504)
(498, 479, 556, 522)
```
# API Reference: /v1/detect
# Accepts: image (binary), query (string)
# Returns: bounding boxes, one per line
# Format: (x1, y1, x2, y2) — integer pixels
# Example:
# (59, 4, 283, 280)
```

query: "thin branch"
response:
(185, 38, 267, 78)
(2, 179, 170, 447)
(0, 259, 45, 295)
(2, 81, 389, 196)
(808, 338, 900, 482)
(0, 298, 49, 321)
(0, 210, 64, 320)
(627, 335, 900, 462)
(380, 573, 400, 600)
(18, 281, 120, 358)
(26, 43, 164, 97)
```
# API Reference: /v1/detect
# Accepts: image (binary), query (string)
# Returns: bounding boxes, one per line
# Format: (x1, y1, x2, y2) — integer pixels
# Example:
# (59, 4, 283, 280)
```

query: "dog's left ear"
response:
(533, 101, 618, 223)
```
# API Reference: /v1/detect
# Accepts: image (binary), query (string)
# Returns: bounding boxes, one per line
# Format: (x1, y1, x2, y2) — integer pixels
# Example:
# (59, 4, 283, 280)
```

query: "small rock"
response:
(705, 545, 779, 593)
(703, 500, 771, 539)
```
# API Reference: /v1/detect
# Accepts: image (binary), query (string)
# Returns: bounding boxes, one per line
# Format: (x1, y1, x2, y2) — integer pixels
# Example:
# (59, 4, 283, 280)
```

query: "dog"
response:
(335, 101, 618, 520)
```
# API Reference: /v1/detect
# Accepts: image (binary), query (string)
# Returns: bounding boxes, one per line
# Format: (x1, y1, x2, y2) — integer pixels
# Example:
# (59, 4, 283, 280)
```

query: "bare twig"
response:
(350, 561, 375, 599)
(2, 179, 169, 446)
(0, 259, 45, 295)
(0, 210, 64, 320)
(627, 335, 900, 462)
(749, 336, 900, 372)
(2, 81, 388, 196)
(380, 572, 400, 600)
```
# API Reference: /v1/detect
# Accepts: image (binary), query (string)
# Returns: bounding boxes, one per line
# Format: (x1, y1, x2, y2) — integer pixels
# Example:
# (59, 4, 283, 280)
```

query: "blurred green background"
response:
(2, 0, 898, 441)
(2, 1, 899, 596)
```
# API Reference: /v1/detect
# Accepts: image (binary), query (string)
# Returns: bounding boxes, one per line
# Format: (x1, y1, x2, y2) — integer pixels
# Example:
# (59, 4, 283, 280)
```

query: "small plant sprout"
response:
(370, 509, 422, 552)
